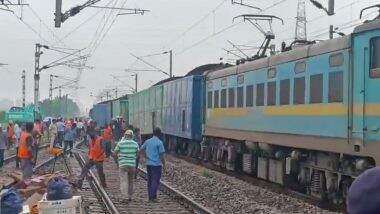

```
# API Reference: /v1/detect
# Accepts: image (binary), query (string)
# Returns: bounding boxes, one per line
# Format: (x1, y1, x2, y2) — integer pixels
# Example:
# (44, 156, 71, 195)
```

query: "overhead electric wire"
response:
(164, 0, 227, 48)
(8, 10, 52, 45)
(27, 5, 68, 48)
(86, 0, 118, 54)
(43, 48, 85, 68)
(176, 20, 243, 55)
(310, 10, 378, 39)
(173, 0, 290, 56)
(260, 0, 289, 12)
(61, 0, 115, 41)
(89, 0, 127, 57)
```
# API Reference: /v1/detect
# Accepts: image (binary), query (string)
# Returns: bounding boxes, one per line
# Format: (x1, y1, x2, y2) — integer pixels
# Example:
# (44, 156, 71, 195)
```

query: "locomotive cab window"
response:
(370, 37, 380, 78)
(214, 90, 220, 108)
(228, 88, 235, 108)
(221, 89, 227, 108)
(256, 83, 265, 106)
(294, 77, 305, 105)
(328, 71, 343, 103)
(310, 74, 323, 104)
(280, 79, 290, 105)
(267, 81, 276, 106)
(237, 87, 244, 107)
(207, 91, 212, 109)
(246, 85, 254, 107)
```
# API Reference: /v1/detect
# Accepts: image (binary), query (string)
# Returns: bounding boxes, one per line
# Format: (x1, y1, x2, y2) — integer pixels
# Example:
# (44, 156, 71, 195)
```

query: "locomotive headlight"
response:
(355, 158, 371, 172)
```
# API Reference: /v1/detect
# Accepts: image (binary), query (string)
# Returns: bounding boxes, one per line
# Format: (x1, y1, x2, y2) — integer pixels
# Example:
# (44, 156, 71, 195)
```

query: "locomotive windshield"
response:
(370, 37, 380, 78)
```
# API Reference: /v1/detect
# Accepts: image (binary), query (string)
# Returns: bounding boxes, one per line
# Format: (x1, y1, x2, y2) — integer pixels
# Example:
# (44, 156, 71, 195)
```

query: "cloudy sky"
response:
(0, 0, 378, 113)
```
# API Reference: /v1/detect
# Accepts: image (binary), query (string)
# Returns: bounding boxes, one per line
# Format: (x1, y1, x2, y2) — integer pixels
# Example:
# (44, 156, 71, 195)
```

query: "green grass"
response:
(201, 169, 215, 179)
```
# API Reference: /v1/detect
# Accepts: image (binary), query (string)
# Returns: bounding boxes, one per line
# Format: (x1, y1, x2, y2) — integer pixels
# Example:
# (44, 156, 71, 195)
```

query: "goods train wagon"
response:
(90, 96, 129, 128)
(128, 85, 163, 135)
(89, 102, 111, 128)
(128, 75, 204, 146)
(162, 75, 204, 150)
(203, 18, 380, 202)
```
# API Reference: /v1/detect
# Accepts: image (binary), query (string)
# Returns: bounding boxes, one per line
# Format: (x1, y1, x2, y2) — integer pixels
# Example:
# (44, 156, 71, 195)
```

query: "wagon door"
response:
(352, 33, 380, 148)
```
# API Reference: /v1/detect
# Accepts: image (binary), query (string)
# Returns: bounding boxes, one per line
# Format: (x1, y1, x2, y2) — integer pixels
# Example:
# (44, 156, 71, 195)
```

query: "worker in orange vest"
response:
(18, 122, 35, 180)
(77, 131, 107, 188)
(102, 124, 113, 158)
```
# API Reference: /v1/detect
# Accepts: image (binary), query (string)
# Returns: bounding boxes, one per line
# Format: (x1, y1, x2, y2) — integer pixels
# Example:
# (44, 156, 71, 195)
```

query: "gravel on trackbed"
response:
(161, 155, 338, 214)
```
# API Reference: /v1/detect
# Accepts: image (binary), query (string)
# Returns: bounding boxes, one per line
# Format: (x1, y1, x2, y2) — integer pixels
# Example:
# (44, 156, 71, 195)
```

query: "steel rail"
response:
(138, 168, 215, 214)
(73, 141, 119, 214)
(2, 152, 56, 189)
(4, 144, 50, 164)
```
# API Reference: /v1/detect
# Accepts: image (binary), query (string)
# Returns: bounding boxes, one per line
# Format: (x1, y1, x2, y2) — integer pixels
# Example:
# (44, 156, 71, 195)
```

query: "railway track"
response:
(163, 154, 341, 213)
(72, 142, 214, 214)
(3, 144, 50, 165)
(2, 142, 215, 213)
(1, 145, 55, 188)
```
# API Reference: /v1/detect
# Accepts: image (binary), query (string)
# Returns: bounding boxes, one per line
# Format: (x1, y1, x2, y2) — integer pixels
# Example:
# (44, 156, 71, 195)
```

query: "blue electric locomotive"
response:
(204, 12, 380, 201)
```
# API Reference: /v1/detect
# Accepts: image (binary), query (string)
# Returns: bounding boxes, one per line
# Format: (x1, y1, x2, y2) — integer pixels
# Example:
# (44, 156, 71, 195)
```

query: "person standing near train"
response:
(56, 118, 65, 147)
(18, 123, 35, 180)
(113, 129, 139, 202)
(102, 123, 113, 158)
(6, 121, 15, 150)
(0, 125, 8, 171)
(134, 127, 142, 179)
(49, 119, 58, 149)
(64, 122, 76, 157)
(77, 130, 107, 188)
(14, 123, 22, 168)
(139, 127, 166, 202)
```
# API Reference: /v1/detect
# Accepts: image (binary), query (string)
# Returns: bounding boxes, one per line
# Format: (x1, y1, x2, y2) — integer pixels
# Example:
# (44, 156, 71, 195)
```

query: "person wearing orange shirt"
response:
(18, 123, 35, 180)
(77, 131, 107, 188)
(102, 124, 113, 158)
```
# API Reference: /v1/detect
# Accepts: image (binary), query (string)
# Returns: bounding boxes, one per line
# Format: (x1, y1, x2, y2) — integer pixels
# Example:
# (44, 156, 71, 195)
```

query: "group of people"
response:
(0, 120, 44, 178)
(77, 124, 166, 203)
(1, 116, 166, 203)
(48, 118, 85, 156)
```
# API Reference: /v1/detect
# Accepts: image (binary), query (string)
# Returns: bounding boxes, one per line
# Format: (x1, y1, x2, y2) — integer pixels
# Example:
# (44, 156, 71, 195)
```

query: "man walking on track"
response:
(139, 127, 166, 202)
(77, 131, 107, 188)
(0, 125, 7, 171)
(18, 123, 35, 180)
(113, 130, 139, 202)
(49, 119, 58, 149)
(57, 118, 65, 147)
(102, 123, 113, 158)
(6, 121, 15, 150)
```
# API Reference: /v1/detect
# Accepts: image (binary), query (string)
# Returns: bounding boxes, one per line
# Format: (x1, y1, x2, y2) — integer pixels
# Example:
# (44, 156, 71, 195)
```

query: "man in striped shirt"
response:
(113, 129, 139, 202)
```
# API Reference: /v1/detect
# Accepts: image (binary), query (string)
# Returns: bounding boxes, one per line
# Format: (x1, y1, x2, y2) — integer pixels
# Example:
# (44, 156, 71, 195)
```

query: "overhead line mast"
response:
(55, 0, 150, 28)
(295, 0, 307, 42)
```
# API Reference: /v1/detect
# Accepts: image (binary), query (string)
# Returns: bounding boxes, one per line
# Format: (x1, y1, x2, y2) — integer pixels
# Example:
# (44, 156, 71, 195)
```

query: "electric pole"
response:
(49, 74, 53, 100)
(134, 73, 138, 93)
(34, 44, 43, 111)
(169, 50, 173, 78)
(329, 25, 334, 39)
(22, 70, 25, 108)
(295, 0, 307, 41)
(106, 91, 110, 100)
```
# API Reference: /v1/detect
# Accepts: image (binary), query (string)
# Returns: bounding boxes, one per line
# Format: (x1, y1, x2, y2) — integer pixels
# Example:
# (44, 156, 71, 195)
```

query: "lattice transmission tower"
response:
(295, 0, 307, 41)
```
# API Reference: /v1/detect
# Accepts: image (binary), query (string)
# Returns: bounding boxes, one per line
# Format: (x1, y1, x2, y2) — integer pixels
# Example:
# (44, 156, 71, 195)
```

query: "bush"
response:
(0, 111, 5, 123)
(201, 169, 214, 179)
